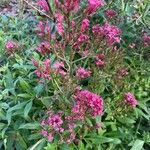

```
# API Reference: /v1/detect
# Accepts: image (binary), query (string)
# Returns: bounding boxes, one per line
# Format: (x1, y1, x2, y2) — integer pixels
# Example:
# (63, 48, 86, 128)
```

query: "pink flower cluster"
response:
(124, 92, 138, 107)
(55, 13, 64, 34)
(64, 0, 80, 12)
(53, 61, 67, 77)
(92, 23, 121, 46)
(48, 114, 64, 132)
(5, 41, 15, 49)
(41, 113, 63, 142)
(76, 67, 91, 79)
(105, 9, 117, 18)
(41, 111, 76, 143)
(81, 19, 90, 32)
(73, 33, 90, 50)
(32, 59, 51, 80)
(37, 0, 49, 12)
(95, 54, 105, 67)
(36, 41, 51, 55)
(55, 0, 80, 12)
(71, 90, 104, 120)
(5, 41, 18, 54)
(77, 34, 89, 44)
(36, 21, 51, 37)
(103, 23, 121, 46)
(117, 68, 129, 78)
(143, 33, 150, 46)
(87, 0, 104, 14)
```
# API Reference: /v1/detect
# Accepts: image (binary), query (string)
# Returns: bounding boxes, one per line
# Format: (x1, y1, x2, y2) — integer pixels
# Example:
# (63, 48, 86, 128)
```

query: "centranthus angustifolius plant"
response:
(31, 0, 139, 147)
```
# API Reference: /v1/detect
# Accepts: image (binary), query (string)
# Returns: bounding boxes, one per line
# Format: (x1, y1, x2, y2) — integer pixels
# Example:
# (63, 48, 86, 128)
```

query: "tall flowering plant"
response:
(32, 0, 138, 146)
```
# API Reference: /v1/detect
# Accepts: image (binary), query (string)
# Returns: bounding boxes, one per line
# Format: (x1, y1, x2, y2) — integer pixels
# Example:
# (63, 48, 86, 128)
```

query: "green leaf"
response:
(117, 117, 136, 124)
(44, 143, 57, 150)
(6, 138, 14, 150)
(0, 123, 5, 130)
(28, 133, 41, 141)
(34, 84, 44, 95)
(41, 97, 52, 108)
(59, 144, 70, 150)
(19, 77, 32, 94)
(1, 127, 8, 138)
(85, 135, 121, 144)
(130, 140, 144, 150)
(135, 108, 149, 120)
(28, 139, 46, 150)
(0, 103, 9, 109)
(19, 122, 41, 130)
(4, 69, 15, 95)
(78, 141, 84, 150)
(17, 93, 33, 99)
(16, 132, 28, 150)
(24, 100, 33, 118)
(6, 102, 27, 125)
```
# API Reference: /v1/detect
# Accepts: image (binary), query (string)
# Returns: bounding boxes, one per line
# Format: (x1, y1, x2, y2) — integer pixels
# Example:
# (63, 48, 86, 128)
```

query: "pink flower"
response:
(32, 58, 39, 67)
(47, 133, 54, 142)
(41, 129, 48, 137)
(67, 132, 76, 144)
(73, 34, 89, 49)
(71, 90, 104, 119)
(53, 62, 64, 69)
(55, 13, 64, 22)
(87, 0, 104, 14)
(33, 59, 51, 80)
(129, 43, 136, 49)
(48, 114, 63, 128)
(54, 0, 59, 7)
(44, 59, 51, 69)
(55, 0, 80, 12)
(68, 123, 76, 131)
(64, 0, 80, 12)
(124, 92, 138, 107)
(95, 123, 101, 129)
(36, 21, 51, 37)
(95, 54, 105, 67)
(105, 9, 117, 18)
(78, 34, 89, 43)
(93, 23, 121, 46)
(53, 61, 67, 77)
(41, 120, 46, 126)
(143, 33, 150, 46)
(56, 23, 64, 34)
(76, 67, 91, 79)
(36, 21, 45, 37)
(5, 41, 15, 50)
(55, 127, 64, 133)
(92, 24, 104, 36)
(117, 68, 129, 78)
(81, 19, 90, 32)
(103, 23, 121, 46)
(41, 111, 78, 143)
(82, 49, 90, 57)
(36, 41, 51, 55)
(37, 0, 49, 12)
(55, 13, 64, 34)
(73, 33, 89, 50)
(5, 41, 18, 54)
(71, 20, 76, 30)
